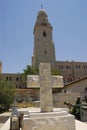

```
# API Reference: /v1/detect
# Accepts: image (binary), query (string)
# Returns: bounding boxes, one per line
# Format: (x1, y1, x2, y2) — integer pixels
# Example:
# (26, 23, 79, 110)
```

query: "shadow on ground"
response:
(0, 116, 9, 123)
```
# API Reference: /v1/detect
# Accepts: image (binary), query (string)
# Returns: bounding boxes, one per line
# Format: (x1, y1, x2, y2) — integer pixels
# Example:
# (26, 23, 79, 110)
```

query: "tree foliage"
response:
(51, 69, 61, 75)
(23, 65, 61, 76)
(0, 80, 15, 113)
(70, 97, 82, 120)
(64, 97, 84, 121)
(23, 65, 39, 76)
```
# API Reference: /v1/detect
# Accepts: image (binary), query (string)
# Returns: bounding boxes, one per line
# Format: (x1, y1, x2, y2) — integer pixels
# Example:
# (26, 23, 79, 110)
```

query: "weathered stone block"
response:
(22, 111, 76, 130)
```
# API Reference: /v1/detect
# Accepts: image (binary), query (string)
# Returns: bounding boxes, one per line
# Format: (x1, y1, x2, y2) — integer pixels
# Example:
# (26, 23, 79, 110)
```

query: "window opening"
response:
(6, 77, 8, 81)
(16, 77, 18, 81)
(43, 31, 46, 37)
(45, 50, 47, 55)
(42, 23, 46, 26)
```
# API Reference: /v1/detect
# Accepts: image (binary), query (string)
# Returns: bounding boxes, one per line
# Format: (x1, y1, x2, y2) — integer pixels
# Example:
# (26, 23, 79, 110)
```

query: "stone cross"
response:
(39, 63, 53, 112)
(27, 63, 64, 112)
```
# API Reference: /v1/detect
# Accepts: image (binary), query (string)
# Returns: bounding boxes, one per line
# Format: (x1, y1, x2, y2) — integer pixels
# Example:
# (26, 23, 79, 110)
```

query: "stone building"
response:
(0, 73, 26, 89)
(63, 77, 87, 100)
(54, 61, 87, 84)
(32, 9, 87, 84)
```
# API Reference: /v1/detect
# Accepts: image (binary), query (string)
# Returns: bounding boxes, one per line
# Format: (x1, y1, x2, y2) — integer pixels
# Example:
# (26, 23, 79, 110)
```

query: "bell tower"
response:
(32, 9, 56, 68)
(0, 61, 2, 73)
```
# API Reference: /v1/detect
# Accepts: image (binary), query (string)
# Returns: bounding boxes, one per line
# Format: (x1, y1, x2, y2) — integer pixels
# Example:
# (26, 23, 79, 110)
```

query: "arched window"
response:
(16, 77, 18, 81)
(42, 23, 46, 26)
(19, 86, 22, 89)
(43, 31, 46, 37)
(45, 50, 47, 55)
(6, 77, 8, 81)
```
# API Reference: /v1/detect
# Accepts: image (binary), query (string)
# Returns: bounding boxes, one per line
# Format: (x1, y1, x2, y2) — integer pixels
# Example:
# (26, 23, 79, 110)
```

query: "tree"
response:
(71, 97, 83, 120)
(64, 97, 84, 121)
(23, 65, 39, 76)
(0, 80, 15, 113)
(51, 69, 61, 75)
(23, 65, 61, 76)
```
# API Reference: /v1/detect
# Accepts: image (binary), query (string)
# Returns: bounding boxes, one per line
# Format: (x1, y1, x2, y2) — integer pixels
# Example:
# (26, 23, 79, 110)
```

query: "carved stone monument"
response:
(26, 63, 76, 130)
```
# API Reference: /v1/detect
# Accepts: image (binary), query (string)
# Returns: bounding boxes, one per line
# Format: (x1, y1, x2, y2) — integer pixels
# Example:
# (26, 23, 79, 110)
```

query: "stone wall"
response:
(15, 89, 80, 108)
(63, 78, 87, 100)
(53, 93, 80, 108)
(0, 73, 27, 89)
(16, 89, 40, 102)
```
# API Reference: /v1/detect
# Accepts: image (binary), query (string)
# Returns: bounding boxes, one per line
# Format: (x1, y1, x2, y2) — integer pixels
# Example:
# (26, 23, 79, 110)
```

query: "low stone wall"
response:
(15, 89, 40, 102)
(0, 118, 10, 130)
(34, 93, 80, 108)
(15, 89, 80, 107)
(53, 93, 80, 108)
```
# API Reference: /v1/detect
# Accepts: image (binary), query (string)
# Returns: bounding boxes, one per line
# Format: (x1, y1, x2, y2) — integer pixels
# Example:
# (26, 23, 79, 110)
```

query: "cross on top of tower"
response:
(41, 4, 43, 9)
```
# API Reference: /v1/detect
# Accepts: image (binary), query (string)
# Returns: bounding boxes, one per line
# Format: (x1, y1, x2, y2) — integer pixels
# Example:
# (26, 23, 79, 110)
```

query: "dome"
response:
(37, 9, 47, 18)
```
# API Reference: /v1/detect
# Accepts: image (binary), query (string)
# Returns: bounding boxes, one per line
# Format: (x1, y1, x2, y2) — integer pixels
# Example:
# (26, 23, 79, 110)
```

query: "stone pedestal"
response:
(22, 117, 32, 130)
(22, 109, 76, 130)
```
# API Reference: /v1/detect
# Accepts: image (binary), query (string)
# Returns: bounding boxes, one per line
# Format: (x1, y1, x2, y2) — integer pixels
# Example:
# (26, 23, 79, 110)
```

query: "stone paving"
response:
(0, 108, 40, 129)
(0, 108, 87, 130)
(0, 112, 11, 129)
(0, 107, 68, 129)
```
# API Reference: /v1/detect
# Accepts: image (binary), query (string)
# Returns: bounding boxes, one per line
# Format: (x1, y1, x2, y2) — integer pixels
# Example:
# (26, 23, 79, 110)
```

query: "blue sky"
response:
(0, 0, 87, 73)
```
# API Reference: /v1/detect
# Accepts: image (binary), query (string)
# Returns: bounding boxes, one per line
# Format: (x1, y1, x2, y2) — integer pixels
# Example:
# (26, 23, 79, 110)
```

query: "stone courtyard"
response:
(0, 64, 80, 130)
(0, 108, 87, 130)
